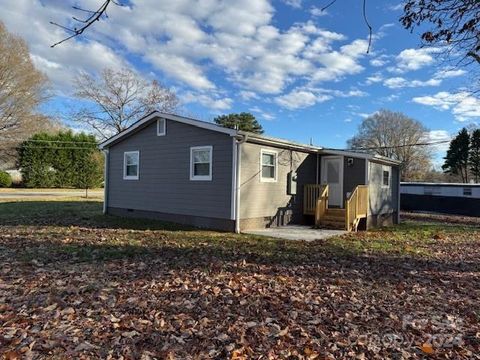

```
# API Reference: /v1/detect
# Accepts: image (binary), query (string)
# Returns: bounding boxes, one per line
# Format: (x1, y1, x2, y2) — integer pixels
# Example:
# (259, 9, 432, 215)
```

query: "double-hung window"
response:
(190, 146, 212, 181)
(260, 149, 277, 182)
(123, 151, 139, 180)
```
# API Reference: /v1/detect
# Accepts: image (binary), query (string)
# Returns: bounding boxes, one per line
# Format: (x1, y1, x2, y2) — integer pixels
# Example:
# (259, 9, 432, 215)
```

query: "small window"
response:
(157, 118, 166, 136)
(123, 151, 139, 180)
(463, 187, 472, 196)
(382, 169, 390, 187)
(261, 150, 277, 182)
(190, 146, 212, 181)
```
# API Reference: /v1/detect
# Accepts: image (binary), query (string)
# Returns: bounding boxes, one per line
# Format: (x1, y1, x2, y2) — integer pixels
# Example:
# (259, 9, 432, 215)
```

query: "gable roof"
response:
(99, 111, 237, 149)
(99, 111, 400, 166)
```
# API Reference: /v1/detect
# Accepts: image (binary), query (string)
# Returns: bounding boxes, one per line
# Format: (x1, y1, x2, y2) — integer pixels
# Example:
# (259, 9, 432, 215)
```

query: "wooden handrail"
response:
(345, 185, 368, 231)
(303, 184, 327, 215)
(314, 185, 328, 226)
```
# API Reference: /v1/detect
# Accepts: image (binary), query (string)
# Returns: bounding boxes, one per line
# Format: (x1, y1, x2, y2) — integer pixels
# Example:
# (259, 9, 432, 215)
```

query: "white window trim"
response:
(157, 118, 166, 136)
(123, 151, 139, 180)
(382, 165, 390, 188)
(190, 146, 213, 181)
(260, 149, 278, 182)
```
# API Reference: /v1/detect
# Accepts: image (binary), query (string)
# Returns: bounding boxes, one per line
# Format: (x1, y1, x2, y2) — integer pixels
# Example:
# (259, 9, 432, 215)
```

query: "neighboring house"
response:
(100, 112, 400, 232)
(401, 182, 480, 217)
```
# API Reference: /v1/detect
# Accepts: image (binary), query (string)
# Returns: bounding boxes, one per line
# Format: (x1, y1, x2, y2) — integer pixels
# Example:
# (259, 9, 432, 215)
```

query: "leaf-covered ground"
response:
(0, 201, 479, 359)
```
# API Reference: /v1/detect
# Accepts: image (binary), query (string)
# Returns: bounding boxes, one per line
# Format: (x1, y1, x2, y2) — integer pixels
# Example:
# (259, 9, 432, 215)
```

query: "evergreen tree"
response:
(19, 131, 103, 188)
(469, 129, 480, 183)
(74, 151, 104, 197)
(214, 112, 264, 134)
(442, 128, 470, 183)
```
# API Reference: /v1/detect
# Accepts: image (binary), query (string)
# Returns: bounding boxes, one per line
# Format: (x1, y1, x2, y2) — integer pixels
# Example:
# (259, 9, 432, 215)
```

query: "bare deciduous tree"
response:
(401, 0, 480, 87)
(73, 68, 179, 140)
(0, 21, 52, 168)
(347, 109, 433, 181)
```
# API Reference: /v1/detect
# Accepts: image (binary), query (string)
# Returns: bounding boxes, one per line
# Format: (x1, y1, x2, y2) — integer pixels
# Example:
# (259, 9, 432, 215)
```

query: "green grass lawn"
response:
(0, 199, 479, 359)
(0, 199, 478, 262)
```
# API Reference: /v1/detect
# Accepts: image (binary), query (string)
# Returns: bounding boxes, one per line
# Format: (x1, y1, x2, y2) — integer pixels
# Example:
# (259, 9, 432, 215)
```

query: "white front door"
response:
(321, 156, 344, 208)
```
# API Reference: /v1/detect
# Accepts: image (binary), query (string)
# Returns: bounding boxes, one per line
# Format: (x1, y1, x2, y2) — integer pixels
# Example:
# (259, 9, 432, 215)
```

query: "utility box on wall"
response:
(287, 171, 297, 195)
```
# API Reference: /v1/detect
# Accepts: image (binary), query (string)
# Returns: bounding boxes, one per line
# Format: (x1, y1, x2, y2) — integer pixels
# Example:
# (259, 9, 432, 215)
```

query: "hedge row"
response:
(18, 131, 103, 189)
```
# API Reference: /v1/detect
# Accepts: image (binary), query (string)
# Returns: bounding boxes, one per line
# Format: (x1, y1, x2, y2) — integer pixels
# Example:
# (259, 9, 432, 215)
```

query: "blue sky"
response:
(2, 0, 479, 166)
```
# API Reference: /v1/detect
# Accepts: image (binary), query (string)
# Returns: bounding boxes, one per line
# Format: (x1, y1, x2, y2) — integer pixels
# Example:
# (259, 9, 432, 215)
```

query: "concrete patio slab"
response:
(244, 225, 346, 241)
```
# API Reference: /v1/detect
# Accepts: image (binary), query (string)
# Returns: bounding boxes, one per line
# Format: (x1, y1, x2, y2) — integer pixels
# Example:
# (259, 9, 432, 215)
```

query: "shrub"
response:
(0, 171, 12, 188)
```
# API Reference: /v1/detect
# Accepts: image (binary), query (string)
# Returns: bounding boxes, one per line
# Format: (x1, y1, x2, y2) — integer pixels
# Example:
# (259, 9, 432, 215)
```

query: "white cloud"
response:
(309, 39, 369, 83)
(275, 90, 326, 110)
(182, 92, 232, 110)
(283, 0, 302, 8)
(250, 106, 275, 120)
(0, 0, 128, 95)
(389, 3, 404, 11)
(144, 52, 215, 90)
(239, 91, 259, 101)
(384, 77, 442, 89)
(310, 6, 328, 17)
(434, 69, 467, 79)
(365, 74, 383, 84)
(413, 91, 480, 121)
(350, 111, 378, 119)
(425, 130, 451, 152)
(380, 94, 400, 102)
(370, 55, 389, 67)
(395, 47, 442, 73)
(0, 0, 374, 112)
(427, 130, 451, 142)
(274, 86, 366, 110)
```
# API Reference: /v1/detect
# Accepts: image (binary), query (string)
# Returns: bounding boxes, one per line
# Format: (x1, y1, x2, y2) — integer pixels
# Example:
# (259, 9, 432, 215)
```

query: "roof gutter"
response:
(240, 132, 321, 153)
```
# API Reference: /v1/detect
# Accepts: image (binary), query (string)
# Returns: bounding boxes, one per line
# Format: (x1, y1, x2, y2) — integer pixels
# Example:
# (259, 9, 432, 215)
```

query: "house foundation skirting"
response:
(107, 207, 235, 232)
(240, 213, 295, 231)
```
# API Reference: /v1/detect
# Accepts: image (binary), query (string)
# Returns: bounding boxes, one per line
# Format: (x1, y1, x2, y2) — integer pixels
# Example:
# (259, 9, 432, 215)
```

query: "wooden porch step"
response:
(326, 208, 345, 216)
(321, 215, 345, 223)
(318, 220, 346, 230)
(317, 208, 346, 230)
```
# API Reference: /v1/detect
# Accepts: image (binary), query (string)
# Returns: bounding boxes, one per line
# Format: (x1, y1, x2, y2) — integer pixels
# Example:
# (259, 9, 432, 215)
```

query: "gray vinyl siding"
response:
(343, 156, 366, 200)
(107, 118, 233, 219)
(368, 161, 398, 215)
(239, 142, 316, 222)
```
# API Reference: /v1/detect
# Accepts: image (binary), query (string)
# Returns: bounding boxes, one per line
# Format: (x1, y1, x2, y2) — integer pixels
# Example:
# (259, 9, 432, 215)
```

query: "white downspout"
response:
(234, 134, 248, 233)
(102, 149, 109, 214)
(396, 166, 401, 224)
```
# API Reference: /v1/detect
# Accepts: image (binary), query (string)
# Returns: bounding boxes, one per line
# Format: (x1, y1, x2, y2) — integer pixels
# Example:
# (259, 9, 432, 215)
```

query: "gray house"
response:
(100, 112, 400, 232)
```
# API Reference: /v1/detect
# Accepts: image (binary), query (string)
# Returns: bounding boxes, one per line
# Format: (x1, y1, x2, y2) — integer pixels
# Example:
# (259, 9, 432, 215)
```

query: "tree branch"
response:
(50, 0, 121, 48)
